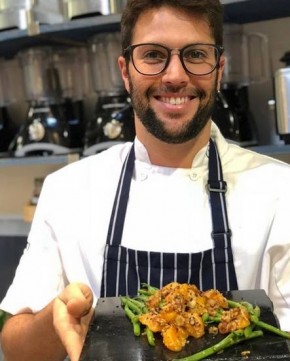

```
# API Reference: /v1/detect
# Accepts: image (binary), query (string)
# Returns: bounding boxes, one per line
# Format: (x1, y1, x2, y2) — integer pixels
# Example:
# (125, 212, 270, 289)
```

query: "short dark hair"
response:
(120, 0, 224, 54)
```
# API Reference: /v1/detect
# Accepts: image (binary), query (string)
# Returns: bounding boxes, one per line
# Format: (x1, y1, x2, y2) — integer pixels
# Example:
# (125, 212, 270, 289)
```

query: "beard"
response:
(128, 76, 218, 144)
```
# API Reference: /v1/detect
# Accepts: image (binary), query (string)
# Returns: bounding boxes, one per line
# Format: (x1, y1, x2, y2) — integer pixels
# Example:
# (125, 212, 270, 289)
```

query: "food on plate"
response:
(121, 282, 290, 360)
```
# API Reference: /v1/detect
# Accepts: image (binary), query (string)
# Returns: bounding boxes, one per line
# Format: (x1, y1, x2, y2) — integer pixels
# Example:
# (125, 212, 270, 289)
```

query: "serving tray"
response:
(80, 289, 290, 361)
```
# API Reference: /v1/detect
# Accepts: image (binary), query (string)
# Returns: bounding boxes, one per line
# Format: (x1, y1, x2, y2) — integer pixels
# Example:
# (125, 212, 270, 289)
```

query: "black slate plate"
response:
(80, 289, 290, 361)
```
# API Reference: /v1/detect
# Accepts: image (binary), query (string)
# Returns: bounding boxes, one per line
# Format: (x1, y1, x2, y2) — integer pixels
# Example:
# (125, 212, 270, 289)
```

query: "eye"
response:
(137, 45, 168, 63)
(183, 48, 207, 63)
(143, 50, 167, 62)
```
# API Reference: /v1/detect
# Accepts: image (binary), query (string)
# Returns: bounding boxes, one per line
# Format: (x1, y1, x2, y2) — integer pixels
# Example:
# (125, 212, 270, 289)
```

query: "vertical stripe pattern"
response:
(101, 140, 238, 297)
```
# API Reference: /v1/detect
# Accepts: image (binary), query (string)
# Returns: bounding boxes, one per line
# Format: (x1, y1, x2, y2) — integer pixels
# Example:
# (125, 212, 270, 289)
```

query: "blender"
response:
(50, 46, 91, 150)
(212, 24, 270, 146)
(10, 45, 91, 156)
(9, 46, 71, 156)
(0, 58, 22, 156)
(83, 31, 135, 156)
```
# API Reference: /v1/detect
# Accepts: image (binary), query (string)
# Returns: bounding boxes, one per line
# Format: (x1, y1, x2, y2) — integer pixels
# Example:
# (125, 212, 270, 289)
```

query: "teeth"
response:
(161, 96, 190, 105)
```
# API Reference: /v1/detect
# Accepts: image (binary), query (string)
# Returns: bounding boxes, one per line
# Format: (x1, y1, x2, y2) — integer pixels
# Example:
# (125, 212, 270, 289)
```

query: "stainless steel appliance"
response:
(10, 46, 90, 156)
(0, 58, 22, 156)
(275, 51, 290, 144)
(83, 31, 135, 155)
(88, 32, 124, 95)
(0, 0, 64, 33)
(60, 0, 127, 19)
(50, 46, 91, 150)
(84, 94, 134, 155)
(212, 24, 270, 146)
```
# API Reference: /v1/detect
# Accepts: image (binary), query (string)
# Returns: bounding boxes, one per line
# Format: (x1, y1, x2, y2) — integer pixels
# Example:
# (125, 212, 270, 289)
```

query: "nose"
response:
(161, 52, 189, 85)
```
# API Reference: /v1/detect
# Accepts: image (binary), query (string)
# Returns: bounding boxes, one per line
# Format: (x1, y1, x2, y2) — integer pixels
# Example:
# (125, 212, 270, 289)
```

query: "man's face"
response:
(119, 6, 224, 144)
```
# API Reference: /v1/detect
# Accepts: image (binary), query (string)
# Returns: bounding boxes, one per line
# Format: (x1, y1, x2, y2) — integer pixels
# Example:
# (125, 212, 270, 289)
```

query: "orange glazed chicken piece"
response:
(218, 306, 251, 334)
(162, 325, 188, 352)
(202, 289, 229, 315)
(183, 311, 205, 339)
(138, 312, 167, 333)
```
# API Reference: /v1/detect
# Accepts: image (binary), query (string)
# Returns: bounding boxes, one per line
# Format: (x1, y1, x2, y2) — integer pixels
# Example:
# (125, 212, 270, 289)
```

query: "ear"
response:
(118, 55, 130, 93)
(217, 54, 225, 90)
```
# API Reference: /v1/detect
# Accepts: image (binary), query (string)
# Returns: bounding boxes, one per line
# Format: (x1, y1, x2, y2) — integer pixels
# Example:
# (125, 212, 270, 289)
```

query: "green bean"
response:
(128, 298, 148, 313)
(251, 318, 290, 339)
(139, 283, 158, 296)
(124, 303, 141, 336)
(227, 299, 243, 308)
(145, 326, 155, 346)
(202, 308, 224, 325)
(123, 297, 143, 314)
(173, 329, 263, 361)
(244, 324, 255, 338)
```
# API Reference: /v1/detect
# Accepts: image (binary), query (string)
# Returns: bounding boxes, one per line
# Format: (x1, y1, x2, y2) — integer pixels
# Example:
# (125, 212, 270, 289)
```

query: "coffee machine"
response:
(10, 45, 90, 156)
(83, 31, 135, 156)
(212, 24, 270, 146)
(275, 50, 290, 144)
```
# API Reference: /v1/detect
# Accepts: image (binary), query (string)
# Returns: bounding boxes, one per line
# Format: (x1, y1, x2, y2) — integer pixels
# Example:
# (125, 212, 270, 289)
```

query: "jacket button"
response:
(190, 172, 198, 181)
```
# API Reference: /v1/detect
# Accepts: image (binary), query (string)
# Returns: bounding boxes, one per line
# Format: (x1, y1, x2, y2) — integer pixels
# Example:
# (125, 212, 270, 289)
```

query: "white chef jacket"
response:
(1, 122, 290, 329)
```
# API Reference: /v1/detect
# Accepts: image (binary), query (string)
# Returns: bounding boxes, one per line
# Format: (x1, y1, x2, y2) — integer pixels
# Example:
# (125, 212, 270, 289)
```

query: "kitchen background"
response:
(0, 0, 290, 310)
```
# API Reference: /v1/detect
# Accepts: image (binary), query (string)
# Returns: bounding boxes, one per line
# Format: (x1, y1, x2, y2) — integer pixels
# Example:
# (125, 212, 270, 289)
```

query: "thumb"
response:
(59, 283, 94, 318)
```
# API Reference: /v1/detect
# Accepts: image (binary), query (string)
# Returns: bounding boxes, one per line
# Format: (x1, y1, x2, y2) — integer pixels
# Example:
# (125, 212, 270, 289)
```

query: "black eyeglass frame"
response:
(123, 42, 224, 76)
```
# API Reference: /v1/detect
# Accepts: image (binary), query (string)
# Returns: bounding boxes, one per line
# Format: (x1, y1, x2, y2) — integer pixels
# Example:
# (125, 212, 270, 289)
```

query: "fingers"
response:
(53, 283, 95, 361)
(58, 283, 94, 318)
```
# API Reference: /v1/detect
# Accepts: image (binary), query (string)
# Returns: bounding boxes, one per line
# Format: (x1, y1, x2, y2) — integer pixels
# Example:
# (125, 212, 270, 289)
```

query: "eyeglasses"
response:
(124, 43, 224, 76)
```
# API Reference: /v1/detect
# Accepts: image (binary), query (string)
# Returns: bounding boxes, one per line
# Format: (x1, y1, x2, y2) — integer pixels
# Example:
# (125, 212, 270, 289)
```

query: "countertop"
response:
(1, 144, 290, 237)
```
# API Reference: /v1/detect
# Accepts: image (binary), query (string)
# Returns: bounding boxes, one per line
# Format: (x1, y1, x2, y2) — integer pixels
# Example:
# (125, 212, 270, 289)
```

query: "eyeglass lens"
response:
(131, 44, 220, 76)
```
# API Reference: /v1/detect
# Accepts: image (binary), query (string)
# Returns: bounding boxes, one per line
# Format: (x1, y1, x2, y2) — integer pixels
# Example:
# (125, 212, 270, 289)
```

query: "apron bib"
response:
(101, 139, 238, 297)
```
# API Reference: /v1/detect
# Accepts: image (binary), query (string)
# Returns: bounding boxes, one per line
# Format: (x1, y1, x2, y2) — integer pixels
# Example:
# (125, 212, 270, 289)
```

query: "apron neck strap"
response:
(207, 138, 232, 245)
(106, 144, 135, 246)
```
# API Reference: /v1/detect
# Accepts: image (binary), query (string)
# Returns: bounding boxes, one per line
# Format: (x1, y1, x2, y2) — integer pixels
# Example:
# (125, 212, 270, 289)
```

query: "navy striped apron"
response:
(101, 139, 238, 297)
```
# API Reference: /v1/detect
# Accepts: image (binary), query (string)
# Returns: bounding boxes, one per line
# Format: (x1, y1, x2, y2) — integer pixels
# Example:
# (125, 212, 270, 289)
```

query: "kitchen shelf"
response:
(250, 144, 290, 154)
(0, 1, 289, 58)
(0, 153, 80, 168)
(0, 13, 120, 58)
(0, 216, 30, 236)
(249, 144, 290, 164)
(223, 0, 290, 23)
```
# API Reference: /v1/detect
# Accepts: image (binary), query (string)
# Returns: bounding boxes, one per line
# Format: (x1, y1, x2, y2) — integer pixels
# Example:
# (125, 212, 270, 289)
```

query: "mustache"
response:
(148, 85, 206, 99)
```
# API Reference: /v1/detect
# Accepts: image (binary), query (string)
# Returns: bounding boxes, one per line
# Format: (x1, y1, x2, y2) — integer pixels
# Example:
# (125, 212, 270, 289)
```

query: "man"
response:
(1, 1, 290, 361)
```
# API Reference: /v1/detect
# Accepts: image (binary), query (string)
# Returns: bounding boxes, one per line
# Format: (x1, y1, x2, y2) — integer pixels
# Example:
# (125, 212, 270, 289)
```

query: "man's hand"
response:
(53, 283, 94, 361)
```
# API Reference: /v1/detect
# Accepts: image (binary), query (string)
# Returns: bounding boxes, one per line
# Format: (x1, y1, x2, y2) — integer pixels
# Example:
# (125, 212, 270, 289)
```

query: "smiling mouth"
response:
(156, 96, 194, 105)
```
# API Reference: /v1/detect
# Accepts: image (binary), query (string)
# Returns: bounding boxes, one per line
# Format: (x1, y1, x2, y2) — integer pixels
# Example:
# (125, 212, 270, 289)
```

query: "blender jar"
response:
(223, 24, 270, 86)
(18, 46, 61, 104)
(88, 31, 124, 95)
(51, 46, 92, 101)
(0, 58, 23, 154)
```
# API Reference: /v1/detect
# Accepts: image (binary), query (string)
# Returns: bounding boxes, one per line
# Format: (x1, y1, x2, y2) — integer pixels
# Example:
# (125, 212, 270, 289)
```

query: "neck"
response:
(136, 121, 211, 168)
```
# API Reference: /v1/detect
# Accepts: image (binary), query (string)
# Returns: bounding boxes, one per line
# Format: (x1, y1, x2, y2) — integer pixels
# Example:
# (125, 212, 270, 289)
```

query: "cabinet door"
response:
(0, 236, 27, 301)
